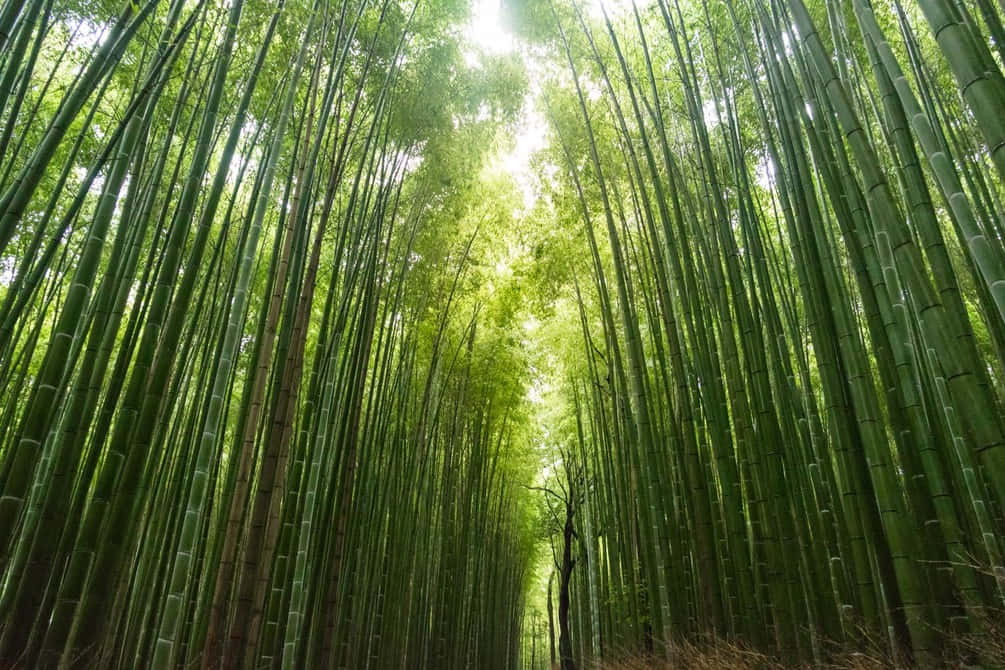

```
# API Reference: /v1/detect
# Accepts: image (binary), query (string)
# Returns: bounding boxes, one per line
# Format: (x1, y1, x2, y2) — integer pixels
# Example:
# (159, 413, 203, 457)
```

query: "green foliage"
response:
(2, 0, 1005, 668)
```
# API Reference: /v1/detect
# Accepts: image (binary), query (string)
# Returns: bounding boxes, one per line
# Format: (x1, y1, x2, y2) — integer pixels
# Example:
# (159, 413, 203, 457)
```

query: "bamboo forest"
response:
(3, 0, 1005, 667)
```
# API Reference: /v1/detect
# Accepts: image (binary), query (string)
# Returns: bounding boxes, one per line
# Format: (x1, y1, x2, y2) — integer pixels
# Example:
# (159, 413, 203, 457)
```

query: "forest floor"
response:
(579, 628, 1005, 669)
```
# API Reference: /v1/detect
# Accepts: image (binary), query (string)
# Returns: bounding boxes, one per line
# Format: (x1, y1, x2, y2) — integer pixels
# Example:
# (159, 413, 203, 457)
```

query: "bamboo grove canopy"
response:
(0, 0, 1003, 668)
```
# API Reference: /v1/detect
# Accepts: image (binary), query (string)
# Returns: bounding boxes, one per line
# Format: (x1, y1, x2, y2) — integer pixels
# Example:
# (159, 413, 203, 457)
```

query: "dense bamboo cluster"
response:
(4, 0, 1005, 668)
(0, 1, 534, 668)
(529, 0, 1005, 665)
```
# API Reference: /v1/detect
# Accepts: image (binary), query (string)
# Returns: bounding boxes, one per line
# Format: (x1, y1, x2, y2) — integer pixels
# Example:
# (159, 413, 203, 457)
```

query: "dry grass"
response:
(579, 613, 1005, 669)
(582, 640, 893, 670)
(945, 608, 1005, 668)
(584, 638, 794, 670)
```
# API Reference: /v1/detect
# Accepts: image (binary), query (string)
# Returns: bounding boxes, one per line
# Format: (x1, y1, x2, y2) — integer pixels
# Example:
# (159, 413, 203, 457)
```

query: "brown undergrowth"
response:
(579, 613, 1005, 669)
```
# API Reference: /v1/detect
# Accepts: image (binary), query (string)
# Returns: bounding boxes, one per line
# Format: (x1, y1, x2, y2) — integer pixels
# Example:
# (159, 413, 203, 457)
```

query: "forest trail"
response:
(0, 0, 1004, 668)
